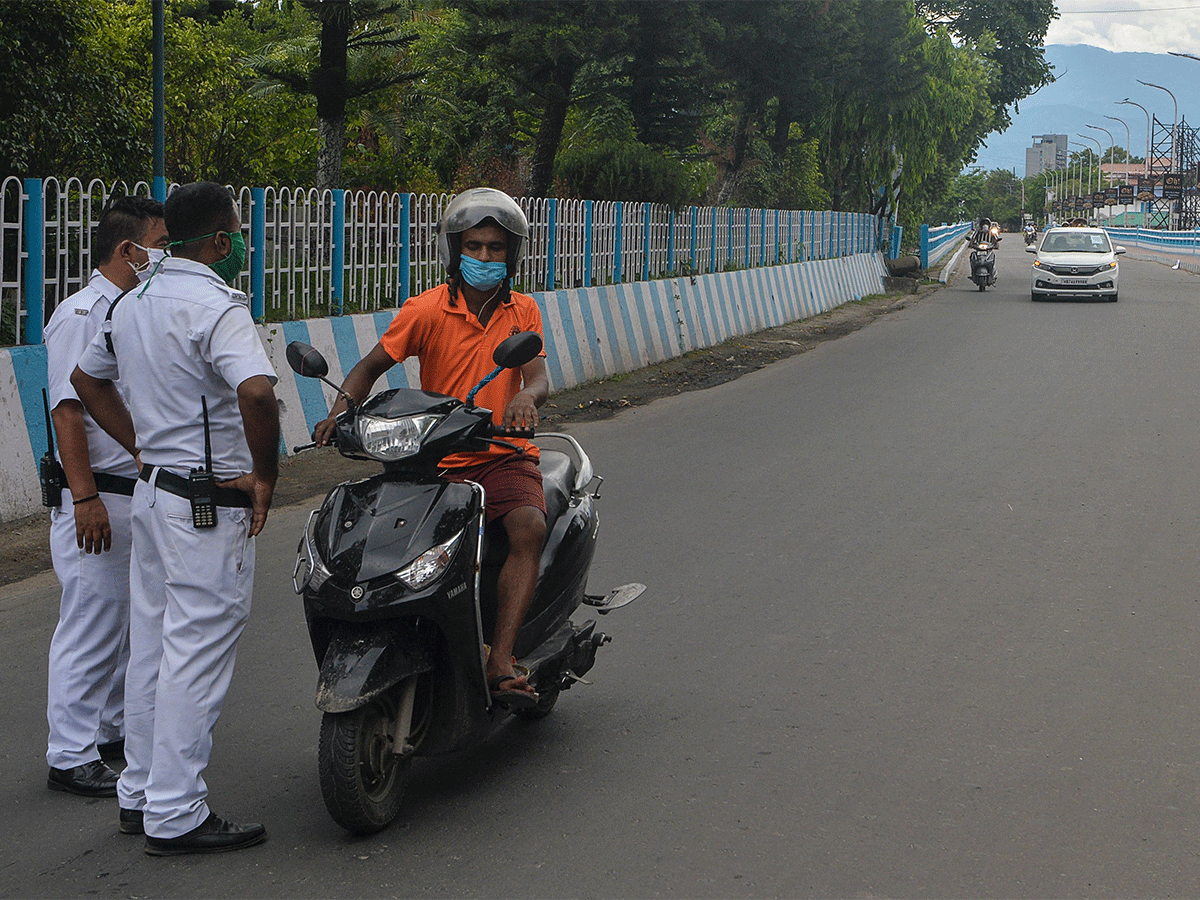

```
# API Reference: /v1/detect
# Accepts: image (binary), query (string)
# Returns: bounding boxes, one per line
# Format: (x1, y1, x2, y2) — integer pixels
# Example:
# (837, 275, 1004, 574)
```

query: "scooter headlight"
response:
(396, 529, 464, 591)
(357, 414, 440, 461)
(293, 510, 331, 594)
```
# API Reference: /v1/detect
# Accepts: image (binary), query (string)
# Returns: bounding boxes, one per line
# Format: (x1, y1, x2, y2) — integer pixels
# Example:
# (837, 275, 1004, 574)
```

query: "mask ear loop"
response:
(136, 253, 167, 298)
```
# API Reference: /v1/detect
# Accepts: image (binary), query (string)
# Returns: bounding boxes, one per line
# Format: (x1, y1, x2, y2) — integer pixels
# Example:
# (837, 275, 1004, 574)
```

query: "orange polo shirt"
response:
(378, 282, 545, 468)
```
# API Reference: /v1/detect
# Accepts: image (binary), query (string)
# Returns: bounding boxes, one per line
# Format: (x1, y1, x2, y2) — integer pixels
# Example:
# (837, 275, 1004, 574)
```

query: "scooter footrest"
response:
(583, 583, 645, 614)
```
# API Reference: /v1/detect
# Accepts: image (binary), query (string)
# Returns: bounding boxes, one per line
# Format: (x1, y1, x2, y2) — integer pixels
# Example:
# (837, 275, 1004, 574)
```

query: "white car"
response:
(1027, 226, 1125, 302)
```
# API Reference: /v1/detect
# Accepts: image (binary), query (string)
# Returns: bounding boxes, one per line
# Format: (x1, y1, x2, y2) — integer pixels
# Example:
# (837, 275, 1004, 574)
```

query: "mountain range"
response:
(973, 44, 1199, 175)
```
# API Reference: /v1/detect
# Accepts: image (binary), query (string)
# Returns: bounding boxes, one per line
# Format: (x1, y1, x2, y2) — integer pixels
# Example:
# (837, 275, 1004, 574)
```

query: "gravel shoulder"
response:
(0, 283, 934, 588)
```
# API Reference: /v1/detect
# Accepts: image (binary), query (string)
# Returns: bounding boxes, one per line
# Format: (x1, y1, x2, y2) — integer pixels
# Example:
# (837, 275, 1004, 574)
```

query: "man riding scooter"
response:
(966, 216, 999, 290)
(314, 187, 547, 709)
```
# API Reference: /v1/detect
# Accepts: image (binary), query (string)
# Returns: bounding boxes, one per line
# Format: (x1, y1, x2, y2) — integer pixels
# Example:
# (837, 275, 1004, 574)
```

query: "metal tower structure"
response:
(1148, 115, 1200, 229)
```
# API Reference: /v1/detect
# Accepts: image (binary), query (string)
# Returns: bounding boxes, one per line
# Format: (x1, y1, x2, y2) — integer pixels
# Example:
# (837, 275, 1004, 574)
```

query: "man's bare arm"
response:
(313, 343, 397, 445)
(218, 374, 280, 538)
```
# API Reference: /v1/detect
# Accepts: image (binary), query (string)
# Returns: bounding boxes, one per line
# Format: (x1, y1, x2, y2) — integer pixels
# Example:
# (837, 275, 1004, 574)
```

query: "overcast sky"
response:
(1047, 0, 1200, 53)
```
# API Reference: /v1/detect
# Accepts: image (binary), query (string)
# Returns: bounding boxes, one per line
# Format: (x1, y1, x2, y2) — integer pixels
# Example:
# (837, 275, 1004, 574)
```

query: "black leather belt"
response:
(85, 471, 138, 497)
(139, 465, 252, 508)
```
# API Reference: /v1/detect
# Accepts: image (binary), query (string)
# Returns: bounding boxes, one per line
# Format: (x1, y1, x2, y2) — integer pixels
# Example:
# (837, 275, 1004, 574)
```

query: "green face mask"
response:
(170, 229, 246, 287)
(209, 231, 247, 286)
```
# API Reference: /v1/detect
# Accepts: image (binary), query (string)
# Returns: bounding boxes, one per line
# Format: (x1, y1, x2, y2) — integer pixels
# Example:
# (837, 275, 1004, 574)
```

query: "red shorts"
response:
(443, 453, 545, 524)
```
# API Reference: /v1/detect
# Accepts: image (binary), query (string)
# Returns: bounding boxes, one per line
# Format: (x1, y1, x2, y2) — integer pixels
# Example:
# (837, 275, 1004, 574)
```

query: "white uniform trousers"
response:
(117, 477, 254, 839)
(46, 491, 131, 769)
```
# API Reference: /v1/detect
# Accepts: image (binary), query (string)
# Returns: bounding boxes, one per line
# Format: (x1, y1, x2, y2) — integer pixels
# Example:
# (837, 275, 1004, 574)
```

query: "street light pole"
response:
(1136, 80, 1178, 228)
(1077, 133, 1103, 191)
(1137, 80, 1178, 173)
(1070, 141, 1088, 217)
(1087, 124, 1115, 223)
(1104, 115, 1132, 225)
(1118, 98, 1152, 175)
(1104, 115, 1131, 182)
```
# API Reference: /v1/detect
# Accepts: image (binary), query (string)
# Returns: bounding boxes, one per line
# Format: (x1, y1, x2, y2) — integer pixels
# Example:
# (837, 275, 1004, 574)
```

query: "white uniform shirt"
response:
(76, 257, 277, 479)
(44, 270, 138, 477)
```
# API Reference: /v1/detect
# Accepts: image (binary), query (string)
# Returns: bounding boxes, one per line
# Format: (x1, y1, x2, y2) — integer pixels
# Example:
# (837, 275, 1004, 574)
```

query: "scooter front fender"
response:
(316, 620, 434, 714)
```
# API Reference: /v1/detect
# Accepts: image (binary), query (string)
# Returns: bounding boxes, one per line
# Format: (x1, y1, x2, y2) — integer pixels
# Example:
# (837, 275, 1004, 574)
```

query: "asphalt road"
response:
(6, 240, 1200, 898)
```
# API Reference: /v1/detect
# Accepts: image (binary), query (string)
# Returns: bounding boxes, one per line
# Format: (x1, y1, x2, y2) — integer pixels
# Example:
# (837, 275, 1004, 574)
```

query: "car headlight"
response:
(396, 530, 464, 591)
(1032, 260, 1043, 268)
(358, 413, 440, 461)
(1102, 261, 1118, 270)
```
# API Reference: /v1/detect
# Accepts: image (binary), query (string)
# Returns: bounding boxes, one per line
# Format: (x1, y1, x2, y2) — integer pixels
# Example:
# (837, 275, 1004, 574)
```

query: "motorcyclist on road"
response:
(968, 217, 996, 246)
(313, 188, 548, 709)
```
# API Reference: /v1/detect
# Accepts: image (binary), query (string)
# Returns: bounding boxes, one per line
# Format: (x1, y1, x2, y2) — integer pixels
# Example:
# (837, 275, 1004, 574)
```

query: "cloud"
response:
(1048, 0, 1200, 53)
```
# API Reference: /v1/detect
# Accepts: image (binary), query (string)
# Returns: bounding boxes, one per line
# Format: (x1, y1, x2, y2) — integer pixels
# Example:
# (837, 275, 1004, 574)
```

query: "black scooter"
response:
(968, 236, 997, 291)
(285, 333, 644, 835)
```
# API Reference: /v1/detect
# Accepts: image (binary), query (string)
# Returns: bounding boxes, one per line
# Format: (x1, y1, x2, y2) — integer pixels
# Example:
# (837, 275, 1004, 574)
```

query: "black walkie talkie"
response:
(188, 396, 217, 528)
(40, 389, 64, 507)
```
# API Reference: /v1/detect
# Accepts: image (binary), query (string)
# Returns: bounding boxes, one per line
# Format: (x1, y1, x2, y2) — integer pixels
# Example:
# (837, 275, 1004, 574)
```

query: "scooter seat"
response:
(538, 449, 577, 529)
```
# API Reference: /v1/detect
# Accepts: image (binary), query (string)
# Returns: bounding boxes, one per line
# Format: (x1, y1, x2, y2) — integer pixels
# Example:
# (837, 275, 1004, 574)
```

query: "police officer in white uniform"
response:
(44, 197, 168, 797)
(73, 182, 280, 856)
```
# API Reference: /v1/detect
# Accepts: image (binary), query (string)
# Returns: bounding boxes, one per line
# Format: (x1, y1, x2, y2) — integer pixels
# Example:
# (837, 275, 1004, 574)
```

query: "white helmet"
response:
(436, 188, 529, 282)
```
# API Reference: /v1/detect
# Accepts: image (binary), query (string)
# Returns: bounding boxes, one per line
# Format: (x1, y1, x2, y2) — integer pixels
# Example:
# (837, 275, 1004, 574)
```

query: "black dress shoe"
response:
(144, 813, 266, 856)
(47, 760, 119, 797)
(97, 739, 125, 763)
(119, 808, 144, 835)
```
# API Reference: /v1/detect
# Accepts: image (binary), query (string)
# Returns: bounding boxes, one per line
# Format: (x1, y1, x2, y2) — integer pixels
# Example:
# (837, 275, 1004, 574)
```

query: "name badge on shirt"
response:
(74, 308, 90, 316)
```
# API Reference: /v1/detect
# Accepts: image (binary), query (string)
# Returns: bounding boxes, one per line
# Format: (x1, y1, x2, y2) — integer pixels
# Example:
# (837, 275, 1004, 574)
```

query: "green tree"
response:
(248, 0, 425, 189)
(0, 0, 141, 178)
(446, 0, 638, 197)
(916, 0, 1057, 133)
(98, 0, 318, 185)
(700, 0, 845, 204)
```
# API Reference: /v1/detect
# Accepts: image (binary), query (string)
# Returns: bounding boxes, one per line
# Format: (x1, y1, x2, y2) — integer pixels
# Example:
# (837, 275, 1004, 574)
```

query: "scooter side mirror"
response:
(493, 331, 543, 369)
(287, 341, 329, 379)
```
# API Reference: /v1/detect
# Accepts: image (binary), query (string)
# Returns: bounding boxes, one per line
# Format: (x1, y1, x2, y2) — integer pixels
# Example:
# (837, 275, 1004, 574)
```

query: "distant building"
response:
(1026, 134, 1069, 177)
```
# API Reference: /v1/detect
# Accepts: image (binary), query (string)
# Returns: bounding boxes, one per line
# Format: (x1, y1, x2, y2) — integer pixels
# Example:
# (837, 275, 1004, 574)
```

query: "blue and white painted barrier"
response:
(920, 221, 973, 269)
(1105, 226, 1200, 255)
(0, 251, 887, 522)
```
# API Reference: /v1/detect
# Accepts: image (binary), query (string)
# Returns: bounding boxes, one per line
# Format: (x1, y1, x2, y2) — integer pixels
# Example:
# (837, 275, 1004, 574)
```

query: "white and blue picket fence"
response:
(0, 251, 887, 522)
(2, 176, 882, 346)
(920, 221, 973, 268)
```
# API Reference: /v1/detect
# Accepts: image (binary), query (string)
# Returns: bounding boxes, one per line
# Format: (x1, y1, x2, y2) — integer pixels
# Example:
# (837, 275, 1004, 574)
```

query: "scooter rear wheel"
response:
(318, 697, 412, 834)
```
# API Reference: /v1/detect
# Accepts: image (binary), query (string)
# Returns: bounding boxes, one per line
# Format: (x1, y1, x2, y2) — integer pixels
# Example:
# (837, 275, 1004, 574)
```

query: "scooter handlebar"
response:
(488, 423, 536, 440)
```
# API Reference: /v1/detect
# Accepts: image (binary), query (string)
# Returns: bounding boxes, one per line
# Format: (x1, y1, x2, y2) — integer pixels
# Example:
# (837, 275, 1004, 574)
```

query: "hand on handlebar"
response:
(501, 391, 539, 434)
(312, 415, 338, 447)
(493, 422, 536, 439)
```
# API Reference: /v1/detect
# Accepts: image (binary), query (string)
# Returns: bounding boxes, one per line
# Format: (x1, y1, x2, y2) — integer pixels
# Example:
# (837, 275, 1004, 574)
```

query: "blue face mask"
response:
(458, 254, 508, 291)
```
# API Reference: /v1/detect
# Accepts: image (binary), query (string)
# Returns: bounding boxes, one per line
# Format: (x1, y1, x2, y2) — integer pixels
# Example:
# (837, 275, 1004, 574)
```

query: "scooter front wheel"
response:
(318, 697, 412, 834)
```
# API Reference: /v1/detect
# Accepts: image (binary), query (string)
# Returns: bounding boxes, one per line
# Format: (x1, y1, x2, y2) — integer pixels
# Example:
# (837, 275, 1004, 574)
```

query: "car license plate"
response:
(1061, 278, 1088, 285)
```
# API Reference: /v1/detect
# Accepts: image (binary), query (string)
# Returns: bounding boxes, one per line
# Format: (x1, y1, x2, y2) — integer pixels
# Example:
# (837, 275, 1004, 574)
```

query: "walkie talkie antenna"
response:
(201, 396, 213, 473)
(42, 389, 56, 458)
